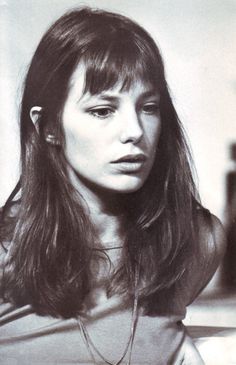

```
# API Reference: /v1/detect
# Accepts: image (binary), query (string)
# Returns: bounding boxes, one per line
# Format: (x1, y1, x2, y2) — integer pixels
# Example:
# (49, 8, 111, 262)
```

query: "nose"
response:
(119, 107, 143, 144)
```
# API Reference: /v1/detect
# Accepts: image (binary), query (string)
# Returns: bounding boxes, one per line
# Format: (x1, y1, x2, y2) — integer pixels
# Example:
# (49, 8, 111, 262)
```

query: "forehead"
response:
(68, 63, 160, 99)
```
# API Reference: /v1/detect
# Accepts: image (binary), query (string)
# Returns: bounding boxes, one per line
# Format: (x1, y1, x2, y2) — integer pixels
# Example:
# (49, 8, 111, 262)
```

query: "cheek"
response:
(146, 120, 162, 150)
(63, 125, 96, 169)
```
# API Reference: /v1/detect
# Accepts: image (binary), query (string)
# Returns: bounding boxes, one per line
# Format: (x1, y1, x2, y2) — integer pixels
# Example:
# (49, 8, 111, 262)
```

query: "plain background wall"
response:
(0, 0, 236, 221)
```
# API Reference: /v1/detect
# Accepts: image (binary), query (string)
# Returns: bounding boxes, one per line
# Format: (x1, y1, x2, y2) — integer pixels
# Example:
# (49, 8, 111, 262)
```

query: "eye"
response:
(142, 102, 160, 115)
(89, 107, 115, 119)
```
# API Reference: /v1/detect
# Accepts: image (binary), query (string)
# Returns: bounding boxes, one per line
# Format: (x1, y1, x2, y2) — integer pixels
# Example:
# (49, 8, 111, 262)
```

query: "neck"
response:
(92, 209, 125, 249)
(69, 169, 126, 248)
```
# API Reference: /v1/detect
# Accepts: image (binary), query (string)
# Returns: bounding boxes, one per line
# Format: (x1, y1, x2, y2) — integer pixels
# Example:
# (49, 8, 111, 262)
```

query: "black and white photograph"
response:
(0, 1, 236, 364)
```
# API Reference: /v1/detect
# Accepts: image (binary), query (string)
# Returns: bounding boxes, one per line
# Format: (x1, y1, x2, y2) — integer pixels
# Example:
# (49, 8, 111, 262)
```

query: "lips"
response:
(111, 153, 147, 173)
(112, 154, 146, 164)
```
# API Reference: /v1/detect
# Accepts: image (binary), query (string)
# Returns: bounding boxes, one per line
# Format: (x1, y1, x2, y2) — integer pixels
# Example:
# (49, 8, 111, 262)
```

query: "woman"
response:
(0, 7, 225, 364)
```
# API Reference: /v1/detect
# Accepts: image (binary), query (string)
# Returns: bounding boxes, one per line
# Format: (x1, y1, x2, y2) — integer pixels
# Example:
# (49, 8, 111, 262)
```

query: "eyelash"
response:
(88, 102, 160, 119)
(141, 103, 160, 115)
(89, 107, 115, 119)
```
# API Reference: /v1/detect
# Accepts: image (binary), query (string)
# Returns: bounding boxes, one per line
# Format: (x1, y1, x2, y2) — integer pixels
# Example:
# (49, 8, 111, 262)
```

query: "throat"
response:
(94, 216, 125, 250)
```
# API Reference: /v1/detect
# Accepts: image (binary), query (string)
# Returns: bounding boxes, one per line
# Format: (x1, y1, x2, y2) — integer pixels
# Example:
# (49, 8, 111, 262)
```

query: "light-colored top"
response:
(0, 216, 225, 364)
(0, 300, 185, 364)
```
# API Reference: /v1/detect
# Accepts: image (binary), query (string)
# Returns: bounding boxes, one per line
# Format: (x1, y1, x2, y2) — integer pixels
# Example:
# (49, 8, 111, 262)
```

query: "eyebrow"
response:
(99, 89, 159, 99)
(94, 94, 120, 102)
(78, 93, 118, 104)
(138, 90, 160, 100)
(79, 89, 160, 104)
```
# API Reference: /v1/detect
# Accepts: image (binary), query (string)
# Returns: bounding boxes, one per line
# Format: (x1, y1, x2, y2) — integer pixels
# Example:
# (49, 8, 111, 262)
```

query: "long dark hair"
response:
(0, 7, 211, 318)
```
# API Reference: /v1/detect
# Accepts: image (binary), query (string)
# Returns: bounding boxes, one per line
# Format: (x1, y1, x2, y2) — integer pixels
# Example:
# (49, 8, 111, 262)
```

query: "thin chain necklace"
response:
(77, 259, 140, 365)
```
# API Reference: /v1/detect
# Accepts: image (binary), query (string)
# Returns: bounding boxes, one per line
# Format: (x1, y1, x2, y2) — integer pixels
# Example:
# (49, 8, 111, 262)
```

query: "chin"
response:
(106, 175, 147, 194)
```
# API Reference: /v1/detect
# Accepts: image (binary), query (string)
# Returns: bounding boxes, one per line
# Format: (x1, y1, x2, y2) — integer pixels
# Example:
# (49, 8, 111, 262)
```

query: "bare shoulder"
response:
(209, 214, 226, 256)
(184, 211, 226, 304)
(197, 211, 226, 261)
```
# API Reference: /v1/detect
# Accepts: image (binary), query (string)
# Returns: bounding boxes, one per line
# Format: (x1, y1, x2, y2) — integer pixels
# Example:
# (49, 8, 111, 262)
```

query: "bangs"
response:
(81, 36, 163, 95)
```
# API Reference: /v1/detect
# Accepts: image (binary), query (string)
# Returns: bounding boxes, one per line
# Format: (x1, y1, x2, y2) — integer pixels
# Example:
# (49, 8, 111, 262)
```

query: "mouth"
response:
(112, 154, 147, 164)
(111, 154, 147, 172)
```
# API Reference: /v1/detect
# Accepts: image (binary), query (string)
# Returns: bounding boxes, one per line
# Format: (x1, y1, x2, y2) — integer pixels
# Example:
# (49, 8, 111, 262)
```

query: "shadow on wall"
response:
(223, 142, 236, 287)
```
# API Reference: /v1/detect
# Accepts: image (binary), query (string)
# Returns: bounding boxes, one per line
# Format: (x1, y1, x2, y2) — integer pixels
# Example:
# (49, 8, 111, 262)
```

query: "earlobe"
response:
(30, 106, 42, 133)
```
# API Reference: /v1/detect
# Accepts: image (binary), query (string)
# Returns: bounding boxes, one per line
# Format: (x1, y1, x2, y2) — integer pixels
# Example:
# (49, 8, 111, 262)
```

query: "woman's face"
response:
(62, 65, 161, 195)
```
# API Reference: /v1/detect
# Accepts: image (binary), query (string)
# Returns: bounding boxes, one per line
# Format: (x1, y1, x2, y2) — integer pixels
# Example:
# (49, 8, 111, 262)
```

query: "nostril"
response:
(126, 136, 140, 144)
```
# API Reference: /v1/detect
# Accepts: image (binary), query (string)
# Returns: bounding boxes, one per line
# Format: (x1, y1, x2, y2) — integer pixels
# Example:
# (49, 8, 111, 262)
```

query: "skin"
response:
(29, 65, 161, 257)
(57, 64, 161, 301)
(59, 64, 162, 246)
(61, 64, 161, 204)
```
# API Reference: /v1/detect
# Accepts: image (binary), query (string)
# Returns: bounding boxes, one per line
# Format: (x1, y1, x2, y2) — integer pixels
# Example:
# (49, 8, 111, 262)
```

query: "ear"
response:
(29, 106, 42, 133)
